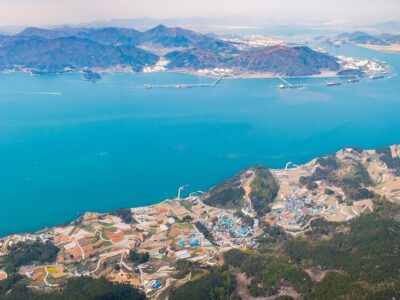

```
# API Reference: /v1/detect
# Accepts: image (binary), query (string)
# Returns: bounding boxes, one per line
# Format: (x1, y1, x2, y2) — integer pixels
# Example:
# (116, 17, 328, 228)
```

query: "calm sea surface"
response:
(0, 45, 399, 236)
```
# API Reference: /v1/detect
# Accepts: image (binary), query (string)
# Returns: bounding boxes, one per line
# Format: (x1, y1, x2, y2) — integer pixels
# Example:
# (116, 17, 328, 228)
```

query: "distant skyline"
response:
(0, 0, 399, 28)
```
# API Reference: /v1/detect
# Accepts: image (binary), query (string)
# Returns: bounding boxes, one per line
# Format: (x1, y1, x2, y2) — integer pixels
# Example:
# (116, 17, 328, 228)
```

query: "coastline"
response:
(0, 145, 383, 238)
(0, 68, 344, 80)
(357, 43, 400, 53)
(0, 144, 391, 239)
(0, 47, 396, 239)
(1, 144, 400, 297)
(168, 68, 342, 79)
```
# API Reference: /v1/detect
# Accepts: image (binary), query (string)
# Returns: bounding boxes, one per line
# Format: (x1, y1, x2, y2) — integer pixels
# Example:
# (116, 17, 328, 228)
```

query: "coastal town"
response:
(0, 198, 258, 298)
(1, 145, 400, 298)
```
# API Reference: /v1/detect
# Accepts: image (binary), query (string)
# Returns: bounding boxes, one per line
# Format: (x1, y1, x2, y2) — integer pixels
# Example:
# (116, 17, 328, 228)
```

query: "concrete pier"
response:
(144, 78, 222, 89)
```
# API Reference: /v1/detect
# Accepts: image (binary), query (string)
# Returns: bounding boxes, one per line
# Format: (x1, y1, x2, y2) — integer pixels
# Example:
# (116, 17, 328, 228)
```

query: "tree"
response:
(3, 240, 59, 273)
(1, 276, 147, 300)
(128, 250, 150, 264)
(114, 208, 135, 224)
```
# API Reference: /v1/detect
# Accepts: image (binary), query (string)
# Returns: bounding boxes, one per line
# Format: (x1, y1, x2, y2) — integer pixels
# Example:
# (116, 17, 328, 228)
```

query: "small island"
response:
(81, 70, 102, 82)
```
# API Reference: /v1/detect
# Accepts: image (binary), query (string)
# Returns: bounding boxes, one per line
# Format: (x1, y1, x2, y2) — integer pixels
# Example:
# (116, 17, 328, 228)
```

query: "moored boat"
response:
(326, 81, 342, 86)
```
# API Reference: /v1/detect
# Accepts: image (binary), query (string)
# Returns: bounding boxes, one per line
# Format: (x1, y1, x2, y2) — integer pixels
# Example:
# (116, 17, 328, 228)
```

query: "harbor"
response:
(325, 74, 386, 87)
(276, 73, 390, 90)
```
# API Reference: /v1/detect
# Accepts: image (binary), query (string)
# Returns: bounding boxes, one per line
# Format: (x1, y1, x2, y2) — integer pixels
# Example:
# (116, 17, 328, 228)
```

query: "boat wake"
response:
(0, 91, 62, 96)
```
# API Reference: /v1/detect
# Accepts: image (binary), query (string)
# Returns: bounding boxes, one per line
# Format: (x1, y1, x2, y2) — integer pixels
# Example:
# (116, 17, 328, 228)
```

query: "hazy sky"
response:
(0, 0, 399, 27)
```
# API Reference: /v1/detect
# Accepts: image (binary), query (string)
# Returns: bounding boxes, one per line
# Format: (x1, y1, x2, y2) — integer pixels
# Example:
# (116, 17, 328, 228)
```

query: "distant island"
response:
(0, 25, 388, 78)
(1, 145, 400, 299)
(326, 31, 400, 53)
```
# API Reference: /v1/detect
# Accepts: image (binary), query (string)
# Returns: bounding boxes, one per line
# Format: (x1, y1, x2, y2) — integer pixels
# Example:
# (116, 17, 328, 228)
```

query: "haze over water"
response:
(0, 44, 399, 237)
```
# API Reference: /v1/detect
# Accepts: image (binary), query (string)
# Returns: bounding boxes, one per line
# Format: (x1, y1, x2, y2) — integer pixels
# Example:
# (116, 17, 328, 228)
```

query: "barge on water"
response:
(278, 84, 305, 90)
(348, 78, 360, 83)
(326, 81, 342, 87)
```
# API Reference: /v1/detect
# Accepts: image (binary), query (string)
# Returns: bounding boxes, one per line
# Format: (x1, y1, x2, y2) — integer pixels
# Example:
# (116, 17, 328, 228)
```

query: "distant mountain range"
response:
(337, 31, 400, 46)
(0, 25, 341, 76)
(373, 21, 400, 34)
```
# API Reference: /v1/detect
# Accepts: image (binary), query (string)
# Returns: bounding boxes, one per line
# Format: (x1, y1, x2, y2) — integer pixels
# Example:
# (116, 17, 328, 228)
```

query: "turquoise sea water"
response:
(0, 45, 399, 237)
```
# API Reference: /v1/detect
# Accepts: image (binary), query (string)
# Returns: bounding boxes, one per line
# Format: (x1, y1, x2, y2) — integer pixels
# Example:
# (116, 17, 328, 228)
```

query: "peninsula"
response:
(1, 145, 400, 299)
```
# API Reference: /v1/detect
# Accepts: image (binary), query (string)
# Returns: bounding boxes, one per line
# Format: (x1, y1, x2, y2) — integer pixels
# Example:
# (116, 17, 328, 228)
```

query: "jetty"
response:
(144, 77, 222, 89)
(277, 77, 305, 90)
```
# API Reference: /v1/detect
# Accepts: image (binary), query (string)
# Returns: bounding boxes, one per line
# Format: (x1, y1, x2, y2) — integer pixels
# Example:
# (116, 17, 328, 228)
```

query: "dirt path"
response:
(44, 267, 59, 287)
(90, 257, 105, 274)
(76, 240, 85, 260)
(306, 269, 346, 283)
(242, 171, 256, 210)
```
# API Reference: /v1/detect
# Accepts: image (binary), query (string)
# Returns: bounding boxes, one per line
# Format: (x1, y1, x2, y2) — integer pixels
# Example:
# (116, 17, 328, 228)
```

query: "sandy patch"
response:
(386, 178, 400, 194)
(109, 271, 141, 285)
